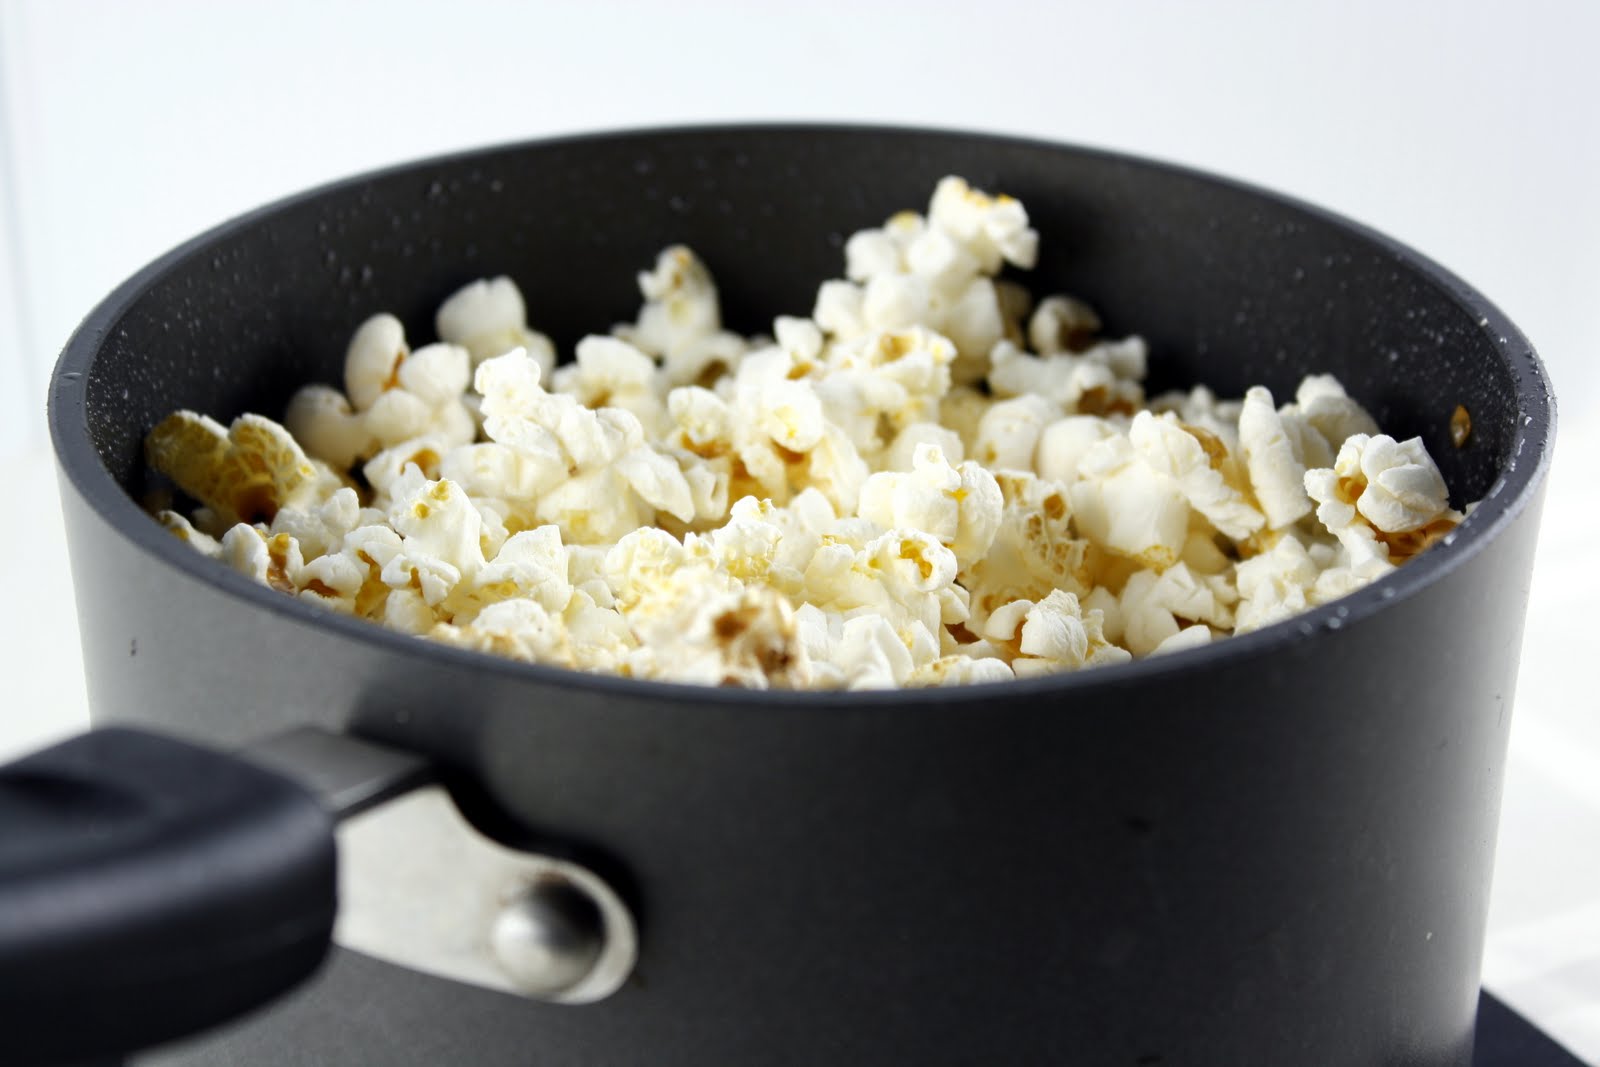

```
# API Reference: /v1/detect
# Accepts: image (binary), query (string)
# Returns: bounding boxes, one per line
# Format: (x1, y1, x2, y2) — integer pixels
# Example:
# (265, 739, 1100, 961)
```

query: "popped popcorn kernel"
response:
(436, 276, 557, 377)
(147, 176, 1467, 688)
(146, 411, 324, 530)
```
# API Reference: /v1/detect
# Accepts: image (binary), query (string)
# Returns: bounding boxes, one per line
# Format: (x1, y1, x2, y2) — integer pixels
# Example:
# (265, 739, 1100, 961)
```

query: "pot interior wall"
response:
(77, 128, 1517, 509)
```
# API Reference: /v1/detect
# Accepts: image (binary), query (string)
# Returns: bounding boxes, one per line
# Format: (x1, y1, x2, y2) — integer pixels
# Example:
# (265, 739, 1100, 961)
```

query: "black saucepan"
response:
(13, 126, 1555, 1066)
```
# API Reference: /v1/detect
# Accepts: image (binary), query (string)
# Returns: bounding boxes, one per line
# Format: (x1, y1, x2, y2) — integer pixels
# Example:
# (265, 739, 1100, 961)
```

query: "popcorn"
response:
(1304, 433, 1461, 568)
(344, 313, 409, 413)
(436, 276, 557, 378)
(1035, 415, 1119, 486)
(857, 444, 1002, 568)
(146, 411, 335, 531)
(1238, 386, 1313, 529)
(1068, 436, 1190, 569)
(618, 246, 747, 387)
(363, 342, 477, 451)
(1291, 375, 1380, 452)
(987, 339, 1144, 416)
(926, 176, 1039, 274)
(551, 335, 666, 435)
(1118, 563, 1235, 657)
(961, 471, 1089, 624)
(973, 590, 1123, 677)
(972, 395, 1056, 471)
(149, 176, 1465, 689)
(284, 385, 375, 470)
(1127, 411, 1263, 541)
(1028, 295, 1102, 355)
(1234, 533, 1321, 633)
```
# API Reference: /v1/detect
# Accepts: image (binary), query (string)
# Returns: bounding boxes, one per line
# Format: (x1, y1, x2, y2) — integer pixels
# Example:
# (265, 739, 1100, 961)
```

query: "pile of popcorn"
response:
(146, 177, 1463, 689)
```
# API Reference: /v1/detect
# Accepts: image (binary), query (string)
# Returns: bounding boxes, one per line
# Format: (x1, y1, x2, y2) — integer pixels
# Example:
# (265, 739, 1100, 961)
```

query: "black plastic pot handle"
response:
(0, 727, 338, 1067)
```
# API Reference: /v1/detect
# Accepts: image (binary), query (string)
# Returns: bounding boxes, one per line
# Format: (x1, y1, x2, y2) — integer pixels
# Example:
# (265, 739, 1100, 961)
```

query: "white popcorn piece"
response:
(813, 279, 868, 340)
(1118, 563, 1234, 657)
(436, 277, 557, 377)
(1028, 295, 1102, 355)
(939, 386, 996, 454)
(437, 441, 565, 501)
(615, 445, 697, 524)
(532, 469, 644, 546)
(284, 385, 376, 470)
(666, 385, 735, 453)
(388, 472, 486, 583)
(365, 386, 473, 451)
(1149, 625, 1214, 656)
(1035, 415, 1119, 486)
(862, 273, 933, 333)
(270, 486, 362, 560)
(774, 315, 824, 365)
(398, 343, 472, 406)
(699, 510, 784, 594)
(755, 379, 827, 454)
(845, 227, 906, 282)
(832, 613, 918, 689)
(604, 526, 689, 611)
(432, 597, 573, 665)
(904, 225, 982, 296)
(1235, 533, 1322, 633)
(1238, 386, 1313, 529)
(926, 176, 1039, 274)
(219, 524, 302, 594)
(1128, 411, 1264, 541)
(297, 550, 368, 613)
(1068, 437, 1190, 570)
(977, 590, 1128, 677)
(621, 245, 746, 387)
(987, 339, 1143, 416)
(789, 424, 871, 518)
(561, 589, 636, 672)
(1343, 433, 1455, 533)
(960, 471, 1089, 628)
(857, 444, 1002, 568)
(1303, 433, 1460, 575)
(1083, 585, 1124, 646)
(362, 436, 451, 495)
(1292, 374, 1380, 450)
(385, 588, 444, 635)
(345, 313, 409, 413)
(1149, 385, 1244, 446)
(456, 525, 571, 614)
(552, 335, 666, 434)
(1014, 589, 1132, 674)
(973, 394, 1057, 471)
(939, 278, 1010, 380)
(157, 510, 222, 559)
(623, 578, 808, 688)
(885, 421, 965, 472)
(905, 654, 1015, 687)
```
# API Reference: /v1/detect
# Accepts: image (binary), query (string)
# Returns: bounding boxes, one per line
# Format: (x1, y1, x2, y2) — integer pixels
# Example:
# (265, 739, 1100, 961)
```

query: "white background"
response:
(1, 0, 1596, 1058)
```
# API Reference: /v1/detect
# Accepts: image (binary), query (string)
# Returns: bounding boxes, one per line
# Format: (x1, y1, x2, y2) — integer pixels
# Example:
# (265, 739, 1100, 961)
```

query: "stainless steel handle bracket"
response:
(244, 728, 638, 1004)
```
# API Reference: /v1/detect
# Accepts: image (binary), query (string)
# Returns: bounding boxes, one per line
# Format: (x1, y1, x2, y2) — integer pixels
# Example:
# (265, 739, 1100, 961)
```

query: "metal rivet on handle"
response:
(489, 864, 638, 1004)
(490, 877, 607, 997)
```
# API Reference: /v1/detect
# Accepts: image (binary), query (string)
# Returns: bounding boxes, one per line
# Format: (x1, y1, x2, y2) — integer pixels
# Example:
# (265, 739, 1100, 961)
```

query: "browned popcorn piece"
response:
(146, 410, 319, 528)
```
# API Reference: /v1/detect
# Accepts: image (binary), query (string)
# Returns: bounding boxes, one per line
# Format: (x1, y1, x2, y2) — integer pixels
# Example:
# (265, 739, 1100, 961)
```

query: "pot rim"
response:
(46, 122, 1558, 710)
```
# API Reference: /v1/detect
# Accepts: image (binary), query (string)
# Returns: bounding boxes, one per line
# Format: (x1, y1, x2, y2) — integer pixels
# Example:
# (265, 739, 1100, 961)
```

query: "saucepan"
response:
(8, 125, 1554, 1065)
